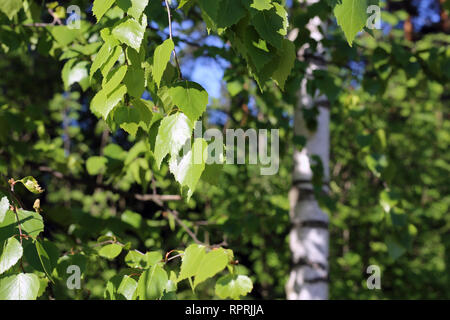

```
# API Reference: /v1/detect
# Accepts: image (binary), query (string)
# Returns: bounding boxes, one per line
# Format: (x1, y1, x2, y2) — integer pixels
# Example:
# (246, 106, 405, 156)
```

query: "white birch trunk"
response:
(286, 0, 330, 300)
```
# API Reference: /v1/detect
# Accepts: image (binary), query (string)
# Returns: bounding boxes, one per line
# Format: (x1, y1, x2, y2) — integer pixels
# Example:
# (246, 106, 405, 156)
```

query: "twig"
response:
(6, 179, 26, 272)
(47, 8, 63, 26)
(22, 22, 54, 27)
(38, 166, 181, 205)
(65, 239, 145, 256)
(135, 194, 182, 202)
(164, 0, 183, 79)
(166, 210, 202, 245)
(12, 206, 23, 244)
(164, 210, 227, 248)
(166, 253, 183, 263)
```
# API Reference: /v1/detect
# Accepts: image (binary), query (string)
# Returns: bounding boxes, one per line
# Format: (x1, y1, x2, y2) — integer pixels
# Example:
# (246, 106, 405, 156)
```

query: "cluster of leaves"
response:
(0, 176, 252, 300)
(0, 0, 305, 300)
(59, 0, 302, 200)
(0, 178, 45, 299)
(102, 242, 252, 300)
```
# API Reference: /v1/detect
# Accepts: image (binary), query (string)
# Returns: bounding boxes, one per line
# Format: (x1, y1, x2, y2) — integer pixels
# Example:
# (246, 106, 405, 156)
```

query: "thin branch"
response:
(135, 194, 182, 202)
(22, 22, 54, 27)
(6, 180, 26, 272)
(12, 206, 23, 244)
(65, 239, 145, 257)
(38, 166, 181, 205)
(166, 253, 183, 263)
(47, 8, 63, 26)
(164, 210, 227, 248)
(20, 8, 63, 27)
(165, 210, 203, 245)
(164, 0, 183, 79)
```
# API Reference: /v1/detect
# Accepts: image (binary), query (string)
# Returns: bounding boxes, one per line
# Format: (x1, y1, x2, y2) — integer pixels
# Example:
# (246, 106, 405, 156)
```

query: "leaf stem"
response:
(12, 206, 23, 245)
(12, 204, 26, 273)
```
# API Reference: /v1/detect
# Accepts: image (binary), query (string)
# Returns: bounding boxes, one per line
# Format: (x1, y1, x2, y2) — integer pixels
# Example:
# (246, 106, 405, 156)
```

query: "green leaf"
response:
(105, 274, 138, 300)
(198, 0, 222, 30)
(90, 42, 114, 80)
(62, 60, 90, 91)
(0, 211, 16, 242)
(334, 0, 368, 46)
(178, 0, 192, 9)
(37, 278, 49, 298)
(92, 0, 115, 22)
(121, 210, 142, 228)
(217, 0, 247, 29)
(165, 271, 178, 293)
(105, 85, 127, 119)
(250, 0, 272, 11)
(272, 39, 296, 90)
(117, 275, 138, 300)
(114, 99, 154, 137)
(0, 210, 43, 241)
(104, 275, 120, 300)
(90, 90, 108, 118)
(35, 239, 58, 283)
(0, 197, 9, 223)
(0, 0, 23, 20)
(23, 239, 59, 281)
(145, 252, 163, 266)
(153, 39, 174, 89)
(125, 251, 162, 269)
(215, 274, 253, 299)
(18, 176, 44, 194)
(0, 237, 22, 274)
(17, 210, 44, 238)
(156, 86, 175, 111)
(167, 81, 209, 122)
(101, 28, 121, 47)
(169, 138, 208, 198)
(194, 248, 229, 288)
(127, 0, 149, 20)
(99, 243, 123, 260)
(137, 264, 168, 300)
(112, 17, 146, 51)
(124, 251, 144, 268)
(178, 244, 206, 281)
(243, 27, 273, 71)
(251, 4, 287, 49)
(100, 46, 122, 78)
(154, 112, 194, 169)
(123, 64, 146, 98)
(0, 273, 40, 300)
(86, 156, 108, 175)
(102, 65, 128, 95)
(91, 84, 127, 120)
(49, 26, 80, 47)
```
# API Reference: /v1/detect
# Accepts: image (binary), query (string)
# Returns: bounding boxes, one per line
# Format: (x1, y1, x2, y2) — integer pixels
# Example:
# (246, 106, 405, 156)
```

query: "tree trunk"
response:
(286, 0, 330, 300)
